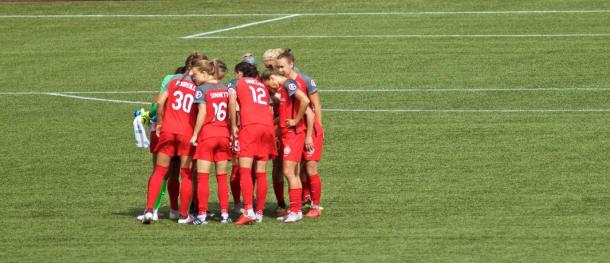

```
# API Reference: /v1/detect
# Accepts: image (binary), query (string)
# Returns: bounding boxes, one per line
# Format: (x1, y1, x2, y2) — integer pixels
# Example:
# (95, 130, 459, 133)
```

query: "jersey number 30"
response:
(171, 90, 194, 113)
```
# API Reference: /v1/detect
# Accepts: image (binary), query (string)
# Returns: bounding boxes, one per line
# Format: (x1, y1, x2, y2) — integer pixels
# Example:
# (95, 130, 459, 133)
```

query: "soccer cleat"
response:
(276, 209, 289, 220)
(255, 212, 264, 223)
(304, 208, 321, 218)
(220, 214, 232, 224)
(193, 214, 208, 225)
(282, 212, 300, 223)
(298, 211, 303, 220)
(177, 214, 195, 224)
(234, 214, 255, 225)
(169, 209, 180, 220)
(141, 210, 154, 224)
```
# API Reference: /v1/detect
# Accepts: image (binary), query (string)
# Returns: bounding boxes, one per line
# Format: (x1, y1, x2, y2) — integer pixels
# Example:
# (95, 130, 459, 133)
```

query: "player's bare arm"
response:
(190, 103, 207, 146)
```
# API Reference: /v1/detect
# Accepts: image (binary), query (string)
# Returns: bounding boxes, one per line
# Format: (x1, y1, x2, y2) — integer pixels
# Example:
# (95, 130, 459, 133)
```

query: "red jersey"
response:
(230, 77, 273, 127)
(194, 82, 230, 139)
(278, 79, 306, 134)
(161, 75, 198, 136)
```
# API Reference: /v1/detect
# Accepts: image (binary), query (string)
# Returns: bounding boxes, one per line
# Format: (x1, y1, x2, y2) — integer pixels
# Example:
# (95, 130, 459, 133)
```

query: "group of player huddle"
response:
(139, 48, 324, 225)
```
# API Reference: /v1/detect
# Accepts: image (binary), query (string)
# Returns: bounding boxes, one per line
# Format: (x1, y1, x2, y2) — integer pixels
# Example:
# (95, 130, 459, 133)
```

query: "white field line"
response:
(181, 14, 301, 39)
(46, 93, 149, 105)
(3, 87, 610, 95)
(324, 108, 610, 113)
(192, 33, 610, 39)
(2, 10, 610, 18)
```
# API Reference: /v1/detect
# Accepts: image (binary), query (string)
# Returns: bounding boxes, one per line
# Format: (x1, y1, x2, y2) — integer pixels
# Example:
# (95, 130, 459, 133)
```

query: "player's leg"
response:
(215, 160, 230, 223)
(299, 162, 312, 209)
(281, 160, 302, 223)
(194, 159, 211, 224)
(304, 160, 322, 218)
(177, 153, 195, 224)
(254, 159, 268, 223)
(166, 158, 180, 219)
(272, 155, 287, 216)
(229, 155, 241, 212)
(142, 152, 171, 224)
(234, 157, 255, 225)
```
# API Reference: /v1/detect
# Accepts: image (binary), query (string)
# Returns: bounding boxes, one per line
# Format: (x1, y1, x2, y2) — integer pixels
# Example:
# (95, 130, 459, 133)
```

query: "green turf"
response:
(1, 1, 609, 262)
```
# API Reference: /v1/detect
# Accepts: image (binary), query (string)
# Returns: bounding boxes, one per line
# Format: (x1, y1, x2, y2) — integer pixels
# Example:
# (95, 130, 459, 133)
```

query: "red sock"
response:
(239, 167, 253, 211)
(309, 174, 321, 206)
(289, 188, 302, 213)
(251, 168, 257, 190)
(146, 165, 168, 209)
(273, 180, 285, 207)
(179, 168, 193, 217)
(167, 176, 180, 211)
(197, 173, 210, 215)
(255, 172, 267, 213)
(230, 165, 240, 205)
(216, 173, 229, 213)
(301, 176, 311, 202)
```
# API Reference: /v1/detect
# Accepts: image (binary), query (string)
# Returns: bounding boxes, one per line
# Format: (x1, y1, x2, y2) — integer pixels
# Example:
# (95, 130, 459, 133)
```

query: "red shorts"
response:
(238, 124, 276, 161)
(281, 130, 305, 162)
(238, 124, 277, 161)
(154, 132, 194, 157)
(149, 131, 159, 153)
(303, 128, 324, 161)
(193, 137, 232, 162)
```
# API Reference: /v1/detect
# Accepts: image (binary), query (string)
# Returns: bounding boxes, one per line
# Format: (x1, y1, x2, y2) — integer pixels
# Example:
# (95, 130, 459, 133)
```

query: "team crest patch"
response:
(195, 90, 203, 99)
(288, 83, 297, 91)
(283, 145, 291, 156)
(310, 80, 316, 87)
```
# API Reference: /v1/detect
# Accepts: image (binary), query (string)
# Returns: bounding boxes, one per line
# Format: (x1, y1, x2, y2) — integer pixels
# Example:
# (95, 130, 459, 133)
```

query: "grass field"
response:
(1, 0, 609, 262)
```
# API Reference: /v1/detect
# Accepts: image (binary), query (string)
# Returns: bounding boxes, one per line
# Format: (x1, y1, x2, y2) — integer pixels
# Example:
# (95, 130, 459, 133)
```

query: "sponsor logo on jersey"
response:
(310, 79, 316, 87)
(288, 83, 297, 92)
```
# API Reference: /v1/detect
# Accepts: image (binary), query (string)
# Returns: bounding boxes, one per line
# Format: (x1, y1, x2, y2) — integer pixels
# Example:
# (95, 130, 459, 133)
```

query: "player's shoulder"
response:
(284, 79, 299, 92)
(227, 79, 238, 89)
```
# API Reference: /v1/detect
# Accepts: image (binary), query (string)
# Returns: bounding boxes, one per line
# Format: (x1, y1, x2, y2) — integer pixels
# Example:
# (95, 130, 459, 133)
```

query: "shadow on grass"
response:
(111, 201, 285, 222)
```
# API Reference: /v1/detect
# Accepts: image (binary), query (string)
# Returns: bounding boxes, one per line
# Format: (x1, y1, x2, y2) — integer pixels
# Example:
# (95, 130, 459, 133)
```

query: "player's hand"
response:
(305, 135, 314, 153)
(286, 119, 297, 127)
(155, 123, 162, 137)
(190, 135, 198, 146)
(231, 126, 239, 139)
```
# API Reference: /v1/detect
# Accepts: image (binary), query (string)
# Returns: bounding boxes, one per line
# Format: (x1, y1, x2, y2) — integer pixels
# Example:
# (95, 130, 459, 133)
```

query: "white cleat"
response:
(283, 212, 300, 223)
(193, 214, 208, 225)
(177, 214, 195, 224)
(169, 209, 180, 220)
(220, 214, 232, 224)
(255, 212, 263, 223)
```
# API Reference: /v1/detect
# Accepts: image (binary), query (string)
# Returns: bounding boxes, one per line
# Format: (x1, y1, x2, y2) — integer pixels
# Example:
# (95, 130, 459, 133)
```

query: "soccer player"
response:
(141, 58, 203, 224)
(261, 68, 311, 223)
(190, 60, 232, 224)
(276, 51, 324, 217)
(262, 48, 289, 214)
(138, 52, 207, 222)
(228, 62, 276, 225)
